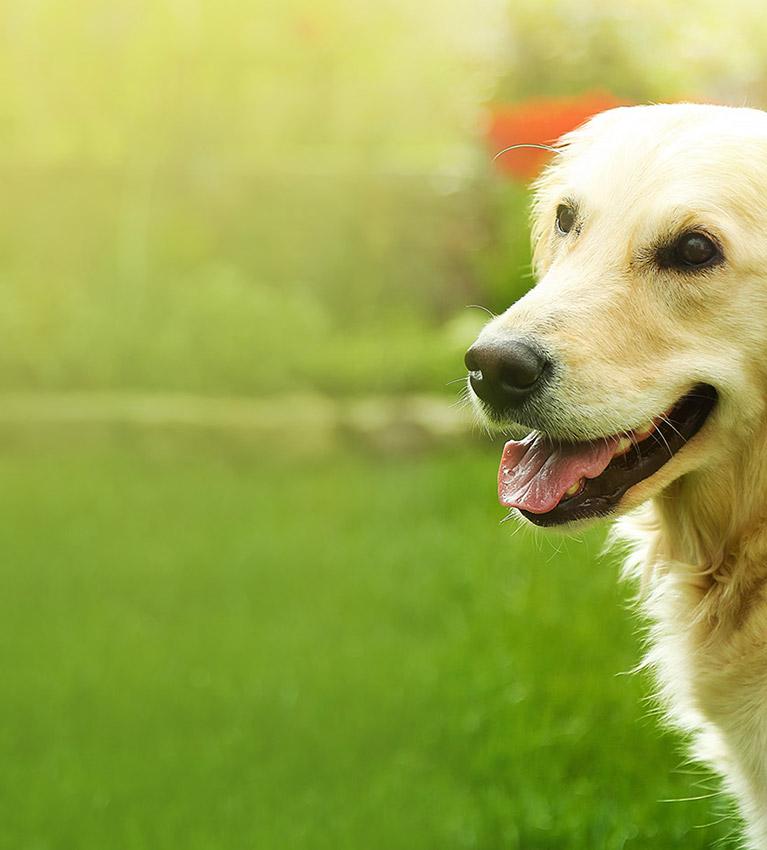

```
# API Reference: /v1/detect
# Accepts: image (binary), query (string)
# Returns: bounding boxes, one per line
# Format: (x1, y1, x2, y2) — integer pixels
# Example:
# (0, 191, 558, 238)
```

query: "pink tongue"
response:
(498, 433, 619, 514)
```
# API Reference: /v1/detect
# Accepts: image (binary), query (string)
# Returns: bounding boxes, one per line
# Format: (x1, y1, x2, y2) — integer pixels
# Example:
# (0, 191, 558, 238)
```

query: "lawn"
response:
(0, 433, 738, 849)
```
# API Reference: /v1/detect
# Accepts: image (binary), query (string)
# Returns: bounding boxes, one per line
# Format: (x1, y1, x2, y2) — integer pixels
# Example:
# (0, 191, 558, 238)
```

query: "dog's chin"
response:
(492, 384, 719, 529)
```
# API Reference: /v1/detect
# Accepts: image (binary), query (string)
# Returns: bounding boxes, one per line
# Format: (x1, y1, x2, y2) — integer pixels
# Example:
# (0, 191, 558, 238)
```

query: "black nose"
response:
(464, 339, 548, 412)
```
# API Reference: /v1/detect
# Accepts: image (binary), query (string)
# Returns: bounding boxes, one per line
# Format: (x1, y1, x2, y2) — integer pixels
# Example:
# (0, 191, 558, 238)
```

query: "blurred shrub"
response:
(0, 166, 497, 395)
(500, 0, 767, 105)
(0, 0, 512, 396)
(4, 0, 767, 396)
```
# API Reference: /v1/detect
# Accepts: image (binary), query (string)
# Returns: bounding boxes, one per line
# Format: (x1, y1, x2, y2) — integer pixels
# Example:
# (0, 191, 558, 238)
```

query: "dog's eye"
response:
(556, 204, 576, 235)
(673, 232, 720, 268)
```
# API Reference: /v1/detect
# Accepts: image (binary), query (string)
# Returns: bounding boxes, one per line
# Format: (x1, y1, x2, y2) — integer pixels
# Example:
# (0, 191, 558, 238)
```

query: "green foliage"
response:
(0, 1, 521, 395)
(0, 166, 510, 395)
(472, 182, 535, 315)
(499, 0, 767, 104)
(3, 1, 767, 394)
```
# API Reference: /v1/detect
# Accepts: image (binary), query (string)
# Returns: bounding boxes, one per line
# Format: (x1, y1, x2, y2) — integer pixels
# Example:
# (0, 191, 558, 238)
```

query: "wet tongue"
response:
(498, 432, 619, 514)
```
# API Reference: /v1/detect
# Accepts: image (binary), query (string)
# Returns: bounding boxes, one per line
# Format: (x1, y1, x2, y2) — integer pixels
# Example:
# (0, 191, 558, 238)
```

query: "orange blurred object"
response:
(488, 92, 631, 180)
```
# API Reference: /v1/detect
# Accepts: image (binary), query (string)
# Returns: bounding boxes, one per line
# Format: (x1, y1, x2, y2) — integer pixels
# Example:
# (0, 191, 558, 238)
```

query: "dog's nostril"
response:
(464, 339, 548, 410)
(463, 347, 480, 373)
(497, 343, 545, 390)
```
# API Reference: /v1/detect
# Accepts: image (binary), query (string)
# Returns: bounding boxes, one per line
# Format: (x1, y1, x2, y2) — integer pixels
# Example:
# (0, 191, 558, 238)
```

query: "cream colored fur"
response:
(472, 103, 767, 848)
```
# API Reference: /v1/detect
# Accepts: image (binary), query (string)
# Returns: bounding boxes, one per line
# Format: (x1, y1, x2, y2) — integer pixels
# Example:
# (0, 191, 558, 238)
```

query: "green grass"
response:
(0, 434, 738, 849)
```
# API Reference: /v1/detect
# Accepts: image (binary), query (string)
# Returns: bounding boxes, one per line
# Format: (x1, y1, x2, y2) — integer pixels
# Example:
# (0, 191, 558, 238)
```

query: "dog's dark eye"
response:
(672, 232, 720, 268)
(556, 204, 576, 235)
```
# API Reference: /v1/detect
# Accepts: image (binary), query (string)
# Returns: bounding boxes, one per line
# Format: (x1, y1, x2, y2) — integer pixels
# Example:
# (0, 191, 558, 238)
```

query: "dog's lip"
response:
(501, 383, 718, 527)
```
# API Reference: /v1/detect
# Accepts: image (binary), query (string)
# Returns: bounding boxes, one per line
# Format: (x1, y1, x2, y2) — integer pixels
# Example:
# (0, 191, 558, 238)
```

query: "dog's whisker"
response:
(545, 536, 565, 563)
(492, 142, 562, 162)
(649, 425, 675, 459)
(692, 814, 732, 830)
(658, 791, 722, 804)
(465, 304, 496, 319)
(657, 413, 687, 445)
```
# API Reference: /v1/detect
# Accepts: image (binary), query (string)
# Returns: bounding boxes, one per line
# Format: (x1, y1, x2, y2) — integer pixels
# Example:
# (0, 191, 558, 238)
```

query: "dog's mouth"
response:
(498, 384, 718, 527)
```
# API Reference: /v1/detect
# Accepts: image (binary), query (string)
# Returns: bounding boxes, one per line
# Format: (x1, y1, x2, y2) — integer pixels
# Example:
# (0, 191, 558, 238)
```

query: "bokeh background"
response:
(4, 2, 767, 848)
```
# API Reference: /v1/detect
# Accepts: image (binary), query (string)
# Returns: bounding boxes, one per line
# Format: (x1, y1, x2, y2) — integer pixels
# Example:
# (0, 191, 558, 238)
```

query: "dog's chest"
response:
(648, 566, 767, 790)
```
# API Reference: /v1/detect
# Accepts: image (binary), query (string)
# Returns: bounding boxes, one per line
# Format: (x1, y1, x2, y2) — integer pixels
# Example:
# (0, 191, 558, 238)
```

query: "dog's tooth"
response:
(565, 479, 583, 497)
(614, 436, 632, 456)
(634, 422, 655, 439)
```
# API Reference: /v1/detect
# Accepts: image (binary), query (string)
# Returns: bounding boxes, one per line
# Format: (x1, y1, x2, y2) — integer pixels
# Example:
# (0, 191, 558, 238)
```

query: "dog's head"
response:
(468, 103, 767, 527)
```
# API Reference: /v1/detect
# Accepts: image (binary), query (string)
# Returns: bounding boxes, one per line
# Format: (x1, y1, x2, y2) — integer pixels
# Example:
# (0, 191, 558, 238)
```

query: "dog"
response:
(466, 102, 767, 848)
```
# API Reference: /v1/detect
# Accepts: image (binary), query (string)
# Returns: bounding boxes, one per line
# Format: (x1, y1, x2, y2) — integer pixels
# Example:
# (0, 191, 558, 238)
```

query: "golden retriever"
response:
(466, 103, 767, 848)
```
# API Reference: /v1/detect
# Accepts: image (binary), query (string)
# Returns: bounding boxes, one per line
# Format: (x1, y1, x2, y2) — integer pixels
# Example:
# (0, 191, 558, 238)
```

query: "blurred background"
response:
(3, 2, 767, 848)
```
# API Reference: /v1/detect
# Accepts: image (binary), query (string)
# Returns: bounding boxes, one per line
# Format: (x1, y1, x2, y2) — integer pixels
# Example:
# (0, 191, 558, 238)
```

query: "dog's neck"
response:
(638, 422, 767, 616)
